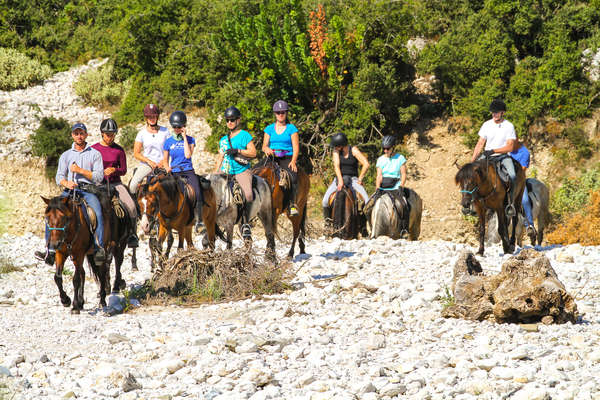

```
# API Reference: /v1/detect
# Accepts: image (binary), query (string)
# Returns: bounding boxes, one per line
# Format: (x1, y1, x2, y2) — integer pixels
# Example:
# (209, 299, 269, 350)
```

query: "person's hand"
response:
(70, 163, 81, 174)
(226, 148, 238, 156)
(357, 178, 363, 185)
(64, 181, 78, 190)
(165, 166, 172, 173)
(148, 160, 158, 169)
(337, 182, 343, 191)
(289, 161, 297, 172)
(104, 167, 116, 176)
(483, 150, 495, 158)
(264, 148, 274, 156)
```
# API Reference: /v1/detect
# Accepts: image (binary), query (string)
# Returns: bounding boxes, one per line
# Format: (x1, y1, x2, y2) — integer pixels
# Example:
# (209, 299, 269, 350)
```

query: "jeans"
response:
(45, 190, 104, 248)
(322, 177, 369, 207)
(522, 184, 534, 227)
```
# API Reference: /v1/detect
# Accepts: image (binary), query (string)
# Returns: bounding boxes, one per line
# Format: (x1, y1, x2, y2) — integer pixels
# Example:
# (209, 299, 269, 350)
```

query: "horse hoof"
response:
(70, 308, 80, 315)
(132, 266, 139, 272)
(61, 297, 71, 307)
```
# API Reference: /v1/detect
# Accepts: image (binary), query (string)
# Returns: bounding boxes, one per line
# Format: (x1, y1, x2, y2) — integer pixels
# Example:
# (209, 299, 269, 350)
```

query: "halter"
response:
(459, 160, 499, 205)
(45, 195, 84, 258)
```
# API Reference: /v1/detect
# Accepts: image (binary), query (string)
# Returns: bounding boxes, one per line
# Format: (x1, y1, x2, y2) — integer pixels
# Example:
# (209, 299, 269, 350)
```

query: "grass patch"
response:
(0, 192, 11, 235)
(440, 286, 455, 310)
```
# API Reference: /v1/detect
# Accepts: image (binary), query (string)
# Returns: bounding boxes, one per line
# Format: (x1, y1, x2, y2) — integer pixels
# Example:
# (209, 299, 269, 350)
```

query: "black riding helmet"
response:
(489, 99, 507, 113)
(382, 135, 396, 149)
(330, 132, 348, 147)
(169, 110, 187, 128)
(100, 118, 118, 134)
(224, 106, 241, 119)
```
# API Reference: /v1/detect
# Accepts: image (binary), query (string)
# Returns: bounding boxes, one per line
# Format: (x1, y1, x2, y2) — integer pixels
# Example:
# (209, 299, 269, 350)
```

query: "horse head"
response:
(43, 196, 76, 253)
(455, 161, 485, 214)
(137, 184, 160, 234)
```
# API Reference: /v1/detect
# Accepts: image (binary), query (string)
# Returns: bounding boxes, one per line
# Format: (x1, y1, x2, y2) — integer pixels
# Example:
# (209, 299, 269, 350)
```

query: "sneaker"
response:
(94, 248, 106, 264)
(241, 224, 252, 240)
(505, 204, 516, 218)
(35, 250, 55, 266)
(289, 204, 299, 216)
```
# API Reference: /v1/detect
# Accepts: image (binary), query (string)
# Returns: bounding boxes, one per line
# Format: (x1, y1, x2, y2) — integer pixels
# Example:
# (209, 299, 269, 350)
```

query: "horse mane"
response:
(156, 174, 180, 202)
(46, 196, 69, 214)
(455, 160, 486, 185)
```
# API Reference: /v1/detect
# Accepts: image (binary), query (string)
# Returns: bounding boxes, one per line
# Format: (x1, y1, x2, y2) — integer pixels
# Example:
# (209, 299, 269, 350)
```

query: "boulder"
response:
(443, 249, 578, 324)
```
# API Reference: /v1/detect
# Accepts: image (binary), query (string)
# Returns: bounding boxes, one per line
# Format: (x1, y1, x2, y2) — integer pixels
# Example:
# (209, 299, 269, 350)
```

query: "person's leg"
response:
(501, 157, 517, 217)
(115, 184, 139, 247)
(351, 177, 370, 204)
(184, 170, 203, 232)
(521, 184, 534, 227)
(235, 169, 253, 239)
(81, 191, 106, 263)
(278, 157, 299, 215)
(322, 180, 337, 224)
(128, 163, 153, 195)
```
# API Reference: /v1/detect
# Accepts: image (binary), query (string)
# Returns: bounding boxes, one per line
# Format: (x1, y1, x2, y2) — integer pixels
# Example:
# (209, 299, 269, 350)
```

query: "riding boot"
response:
(194, 200, 204, 233)
(241, 205, 252, 240)
(289, 183, 299, 216)
(127, 217, 139, 248)
(505, 179, 516, 218)
(322, 206, 332, 227)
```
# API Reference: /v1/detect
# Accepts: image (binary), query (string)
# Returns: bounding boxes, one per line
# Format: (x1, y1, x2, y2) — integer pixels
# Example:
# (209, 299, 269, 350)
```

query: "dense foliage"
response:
(0, 47, 51, 90)
(3, 0, 600, 162)
(28, 116, 72, 179)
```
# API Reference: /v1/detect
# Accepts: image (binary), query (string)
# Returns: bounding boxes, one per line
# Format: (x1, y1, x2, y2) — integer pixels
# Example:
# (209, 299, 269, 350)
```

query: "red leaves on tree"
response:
(309, 5, 327, 78)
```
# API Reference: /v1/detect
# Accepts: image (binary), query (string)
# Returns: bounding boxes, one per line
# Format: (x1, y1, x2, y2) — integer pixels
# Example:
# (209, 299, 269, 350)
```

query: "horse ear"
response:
(41, 196, 50, 205)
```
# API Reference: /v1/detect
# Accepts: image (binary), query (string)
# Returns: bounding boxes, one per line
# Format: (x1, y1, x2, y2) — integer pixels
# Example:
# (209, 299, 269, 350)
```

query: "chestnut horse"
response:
(252, 157, 309, 258)
(329, 185, 361, 239)
(455, 157, 525, 255)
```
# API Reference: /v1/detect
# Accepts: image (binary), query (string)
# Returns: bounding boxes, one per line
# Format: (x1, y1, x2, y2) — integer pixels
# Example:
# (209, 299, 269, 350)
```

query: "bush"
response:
(29, 117, 72, 179)
(0, 47, 52, 90)
(74, 62, 131, 107)
(118, 125, 138, 151)
(547, 190, 600, 246)
(550, 166, 600, 220)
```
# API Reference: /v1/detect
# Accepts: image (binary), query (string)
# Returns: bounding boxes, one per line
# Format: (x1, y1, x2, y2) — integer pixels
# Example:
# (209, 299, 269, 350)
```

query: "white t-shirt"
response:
(135, 126, 169, 164)
(478, 119, 516, 151)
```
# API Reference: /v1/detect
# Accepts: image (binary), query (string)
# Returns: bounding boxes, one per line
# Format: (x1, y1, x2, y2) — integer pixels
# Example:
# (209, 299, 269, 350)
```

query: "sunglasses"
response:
(225, 118, 237, 123)
(274, 111, 286, 115)
(383, 147, 392, 151)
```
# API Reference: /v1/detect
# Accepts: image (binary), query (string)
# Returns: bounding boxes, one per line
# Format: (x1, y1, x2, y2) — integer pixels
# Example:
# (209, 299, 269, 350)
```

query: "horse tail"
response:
(333, 188, 346, 237)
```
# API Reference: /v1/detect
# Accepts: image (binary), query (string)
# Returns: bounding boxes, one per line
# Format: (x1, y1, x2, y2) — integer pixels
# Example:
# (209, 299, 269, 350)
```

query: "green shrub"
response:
(74, 62, 131, 107)
(115, 74, 154, 124)
(0, 47, 52, 90)
(551, 166, 600, 220)
(118, 125, 138, 151)
(29, 117, 72, 179)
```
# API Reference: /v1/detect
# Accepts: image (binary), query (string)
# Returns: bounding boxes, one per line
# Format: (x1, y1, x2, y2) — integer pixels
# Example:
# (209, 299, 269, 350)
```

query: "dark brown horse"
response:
(328, 185, 360, 239)
(253, 157, 309, 258)
(42, 194, 108, 313)
(455, 157, 525, 255)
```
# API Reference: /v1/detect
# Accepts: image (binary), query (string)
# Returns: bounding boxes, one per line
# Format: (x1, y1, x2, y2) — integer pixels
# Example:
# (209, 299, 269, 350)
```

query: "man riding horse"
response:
(471, 99, 519, 218)
(35, 122, 107, 265)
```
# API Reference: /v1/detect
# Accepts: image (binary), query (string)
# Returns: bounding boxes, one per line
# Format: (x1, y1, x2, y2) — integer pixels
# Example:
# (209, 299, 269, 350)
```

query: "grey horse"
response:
(207, 173, 276, 257)
(486, 178, 550, 247)
(369, 187, 423, 240)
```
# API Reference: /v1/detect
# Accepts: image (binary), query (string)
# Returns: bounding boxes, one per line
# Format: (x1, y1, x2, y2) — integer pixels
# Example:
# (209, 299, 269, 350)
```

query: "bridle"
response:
(45, 196, 83, 257)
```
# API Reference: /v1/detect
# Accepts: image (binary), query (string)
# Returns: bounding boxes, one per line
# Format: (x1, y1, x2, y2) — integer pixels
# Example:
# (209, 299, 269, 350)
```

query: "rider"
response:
(364, 135, 408, 227)
(91, 118, 139, 248)
(213, 106, 257, 240)
(262, 100, 300, 215)
(510, 140, 536, 237)
(128, 103, 169, 195)
(322, 132, 370, 225)
(35, 122, 106, 265)
(162, 110, 204, 232)
(471, 99, 518, 218)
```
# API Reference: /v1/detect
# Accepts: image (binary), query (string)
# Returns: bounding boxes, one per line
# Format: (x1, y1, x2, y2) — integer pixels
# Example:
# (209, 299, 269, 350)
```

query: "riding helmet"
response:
(272, 100, 289, 112)
(330, 132, 348, 147)
(169, 110, 187, 128)
(100, 118, 118, 134)
(489, 99, 506, 113)
(381, 135, 396, 148)
(224, 106, 241, 119)
(143, 103, 160, 117)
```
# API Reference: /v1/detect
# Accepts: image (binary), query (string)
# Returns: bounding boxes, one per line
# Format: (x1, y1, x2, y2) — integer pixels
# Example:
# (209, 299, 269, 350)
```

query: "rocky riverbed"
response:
(1, 234, 600, 400)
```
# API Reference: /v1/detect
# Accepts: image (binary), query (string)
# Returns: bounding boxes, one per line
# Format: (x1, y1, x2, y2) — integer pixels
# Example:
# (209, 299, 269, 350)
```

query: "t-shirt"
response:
(264, 123, 298, 154)
(510, 145, 530, 168)
(376, 153, 406, 190)
(135, 126, 169, 164)
(478, 119, 517, 151)
(91, 142, 127, 183)
(163, 135, 196, 172)
(219, 130, 253, 175)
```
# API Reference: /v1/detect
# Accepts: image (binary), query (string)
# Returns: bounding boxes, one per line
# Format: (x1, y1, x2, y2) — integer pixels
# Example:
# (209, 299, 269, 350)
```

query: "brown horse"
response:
(329, 185, 361, 239)
(42, 194, 109, 314)
(455, 157, 525, 255)
(253, 157, 309, 258)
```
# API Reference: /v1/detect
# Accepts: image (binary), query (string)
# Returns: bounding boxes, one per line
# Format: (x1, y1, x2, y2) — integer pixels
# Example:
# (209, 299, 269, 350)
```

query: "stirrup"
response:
(241, 224, 252, 240)
(289, 204, 299, 216)
(505, 204, 516, 218)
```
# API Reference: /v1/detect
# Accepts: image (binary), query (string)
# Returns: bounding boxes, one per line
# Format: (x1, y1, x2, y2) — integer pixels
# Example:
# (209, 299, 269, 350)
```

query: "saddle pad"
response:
(279, 169, 291, 189)
(84, 204, 97, 232)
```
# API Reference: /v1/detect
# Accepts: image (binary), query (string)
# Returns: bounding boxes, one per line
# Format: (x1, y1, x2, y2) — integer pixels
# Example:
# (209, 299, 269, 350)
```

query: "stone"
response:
(379, 383, 407, 397)
(107, 333, 129, 345)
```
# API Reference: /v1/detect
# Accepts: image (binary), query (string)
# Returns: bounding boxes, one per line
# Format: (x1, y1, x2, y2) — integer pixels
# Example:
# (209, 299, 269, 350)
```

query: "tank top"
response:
(339, 146, 359, 177)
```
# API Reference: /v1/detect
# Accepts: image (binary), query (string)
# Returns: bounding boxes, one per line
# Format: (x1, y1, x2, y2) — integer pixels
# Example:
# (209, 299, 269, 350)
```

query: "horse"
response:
(252, 157, 309, 258)
(455, 157, 525, 255)
(328, 182, 361, 239)
(486, 178, 550, 247)
(208, 173, 275, 257)
(42, 190, 128, 313)
(369, 188, 422, 240)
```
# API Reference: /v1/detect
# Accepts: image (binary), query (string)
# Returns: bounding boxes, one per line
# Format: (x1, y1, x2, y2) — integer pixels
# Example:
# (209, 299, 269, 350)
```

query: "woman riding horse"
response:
(322, 132, 370, 228)
(213, 106, 257, 240)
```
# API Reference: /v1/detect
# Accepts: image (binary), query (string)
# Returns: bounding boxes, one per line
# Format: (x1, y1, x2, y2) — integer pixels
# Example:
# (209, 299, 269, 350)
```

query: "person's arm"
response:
(240, 140, 257, 159)
(400, 164, 407, 187)
(56, 153, 77, 189)
(182, 130, 193, 159)
(376, 167, 382, 190)
(113, 148, 127, 177)
(353, 147, 370, 185)
(332, 151, 343, 191)
(162, 150, 171, 173)
(471, 137, 487, 162)
(262, 132, 273, 156)
(493, 139, 516, 154)
(133, 140, 157, 169)
(289, 132, 299, 172)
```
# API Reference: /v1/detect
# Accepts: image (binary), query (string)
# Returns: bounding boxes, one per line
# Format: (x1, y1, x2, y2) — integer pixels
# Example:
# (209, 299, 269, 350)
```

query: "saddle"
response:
(76, 184, 126, 234)
(486, 154, 514, 188)
(327, 175, 357, 207)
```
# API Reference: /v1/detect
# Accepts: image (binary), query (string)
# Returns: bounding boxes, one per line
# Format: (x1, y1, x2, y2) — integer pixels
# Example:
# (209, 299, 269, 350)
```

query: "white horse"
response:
(369, 187, 423, 240)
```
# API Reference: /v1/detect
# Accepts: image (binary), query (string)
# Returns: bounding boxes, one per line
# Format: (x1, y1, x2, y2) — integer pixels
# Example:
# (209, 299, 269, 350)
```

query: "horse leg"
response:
(185, 225, 195, 250)
(131, 247, 138, 271)
(496, 209, 513, 254)
(476, 206, 486, 255)
(166, 232, 174, 258)
(113, 246, 126, 293)
(53, 253, 71, 308)
(298, 209, 307, 255)
(288, 215, 300, 259)
(71, 253, 90, 313)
